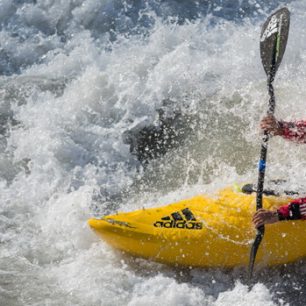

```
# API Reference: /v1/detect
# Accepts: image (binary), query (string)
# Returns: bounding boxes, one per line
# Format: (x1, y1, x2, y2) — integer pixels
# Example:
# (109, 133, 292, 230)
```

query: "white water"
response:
(1, 1, 306, 305)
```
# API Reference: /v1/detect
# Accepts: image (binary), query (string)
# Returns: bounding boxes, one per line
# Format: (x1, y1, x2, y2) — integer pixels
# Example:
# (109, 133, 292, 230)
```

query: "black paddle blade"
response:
(260, 7, 290, 77)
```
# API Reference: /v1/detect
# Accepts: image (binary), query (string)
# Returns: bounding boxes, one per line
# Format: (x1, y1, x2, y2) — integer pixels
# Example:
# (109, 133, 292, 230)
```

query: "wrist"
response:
(270, 210, 279, 223)
(275, 120, 284, 136)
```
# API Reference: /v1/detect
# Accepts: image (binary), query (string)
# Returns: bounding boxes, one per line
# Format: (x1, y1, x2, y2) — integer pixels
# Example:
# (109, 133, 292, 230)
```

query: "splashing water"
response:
(2, 0, 306, 305)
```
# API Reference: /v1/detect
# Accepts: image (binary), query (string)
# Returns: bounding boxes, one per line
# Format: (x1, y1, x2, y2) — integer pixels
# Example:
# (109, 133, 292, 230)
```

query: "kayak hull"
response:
(88, 188, 306, 268)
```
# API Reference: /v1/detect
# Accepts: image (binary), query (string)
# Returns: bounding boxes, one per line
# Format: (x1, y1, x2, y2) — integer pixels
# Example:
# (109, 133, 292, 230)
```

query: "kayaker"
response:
(253, 114, 306, 227)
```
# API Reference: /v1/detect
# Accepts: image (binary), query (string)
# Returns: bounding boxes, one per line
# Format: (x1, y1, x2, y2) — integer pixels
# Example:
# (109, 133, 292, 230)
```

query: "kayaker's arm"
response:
(253, 198, 306, 228)
(261, 115, 306, 142)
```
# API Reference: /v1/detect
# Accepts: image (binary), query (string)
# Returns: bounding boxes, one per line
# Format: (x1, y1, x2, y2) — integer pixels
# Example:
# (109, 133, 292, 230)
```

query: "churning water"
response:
(1, 0, 306, 305)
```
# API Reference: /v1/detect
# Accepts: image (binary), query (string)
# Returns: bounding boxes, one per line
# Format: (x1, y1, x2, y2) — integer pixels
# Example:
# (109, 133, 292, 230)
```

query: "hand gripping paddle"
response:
(248, 7, 290, 279)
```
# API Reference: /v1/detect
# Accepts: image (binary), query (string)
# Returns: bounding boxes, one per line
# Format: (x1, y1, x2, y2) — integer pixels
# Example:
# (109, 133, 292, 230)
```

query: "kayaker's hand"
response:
(260, 115, 283, 136)
(252, 209, 279, 228)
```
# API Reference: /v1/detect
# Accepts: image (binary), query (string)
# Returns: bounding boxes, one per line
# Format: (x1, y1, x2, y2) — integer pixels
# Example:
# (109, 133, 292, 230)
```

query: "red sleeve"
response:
(281, 120, 306, 143)
(277, 198, 306, 220)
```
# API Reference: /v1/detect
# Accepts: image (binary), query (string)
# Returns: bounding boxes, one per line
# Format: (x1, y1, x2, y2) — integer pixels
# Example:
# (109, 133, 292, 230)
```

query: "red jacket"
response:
(277, 120, 306, 220)
(281, 120, 306, 143)
(278, 198, 306, 220)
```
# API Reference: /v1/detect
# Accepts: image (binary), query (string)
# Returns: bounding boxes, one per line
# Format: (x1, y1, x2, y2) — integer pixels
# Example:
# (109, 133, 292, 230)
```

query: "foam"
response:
(1, 1, 305, 305)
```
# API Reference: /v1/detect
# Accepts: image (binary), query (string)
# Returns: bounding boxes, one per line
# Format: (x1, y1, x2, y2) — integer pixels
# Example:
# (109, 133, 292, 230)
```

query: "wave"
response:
(1, 1, 306, 305)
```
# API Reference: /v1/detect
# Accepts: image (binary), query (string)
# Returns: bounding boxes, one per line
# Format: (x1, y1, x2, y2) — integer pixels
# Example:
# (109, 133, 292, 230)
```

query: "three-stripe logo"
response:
(153, 208, 202, 230)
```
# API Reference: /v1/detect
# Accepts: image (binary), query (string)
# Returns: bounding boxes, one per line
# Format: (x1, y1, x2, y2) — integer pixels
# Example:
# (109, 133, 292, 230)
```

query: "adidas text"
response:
(154, 220, 202, 230)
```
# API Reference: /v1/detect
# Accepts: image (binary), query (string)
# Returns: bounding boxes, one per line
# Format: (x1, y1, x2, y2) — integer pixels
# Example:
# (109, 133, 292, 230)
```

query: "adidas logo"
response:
(153, 208, 202, 230)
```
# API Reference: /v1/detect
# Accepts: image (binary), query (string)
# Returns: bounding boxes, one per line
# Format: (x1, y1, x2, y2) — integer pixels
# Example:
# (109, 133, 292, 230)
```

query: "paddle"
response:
(248, 7, 290, 279)
(242, 183, 298, 197)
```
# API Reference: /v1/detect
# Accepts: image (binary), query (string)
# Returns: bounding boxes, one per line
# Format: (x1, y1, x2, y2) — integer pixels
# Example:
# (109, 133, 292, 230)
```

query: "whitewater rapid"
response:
(1, 0, 306, 305)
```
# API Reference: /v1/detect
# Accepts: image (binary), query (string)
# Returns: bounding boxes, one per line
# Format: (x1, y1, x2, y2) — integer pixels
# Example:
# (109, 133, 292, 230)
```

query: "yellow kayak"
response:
(88, 187, 306, 268)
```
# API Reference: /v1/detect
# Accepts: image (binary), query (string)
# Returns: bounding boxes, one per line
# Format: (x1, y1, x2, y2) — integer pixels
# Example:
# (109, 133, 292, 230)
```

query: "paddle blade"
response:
(260, 7, 290, 77)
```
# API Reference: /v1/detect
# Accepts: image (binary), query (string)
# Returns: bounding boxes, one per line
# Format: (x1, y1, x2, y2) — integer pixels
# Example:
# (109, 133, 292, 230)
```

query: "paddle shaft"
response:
(257, 71, 276, 209)
(248, 63, 276, 279)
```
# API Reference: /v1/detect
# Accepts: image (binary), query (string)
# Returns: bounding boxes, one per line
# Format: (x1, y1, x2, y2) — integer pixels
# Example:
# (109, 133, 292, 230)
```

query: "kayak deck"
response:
(88, 188, 306, 268)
